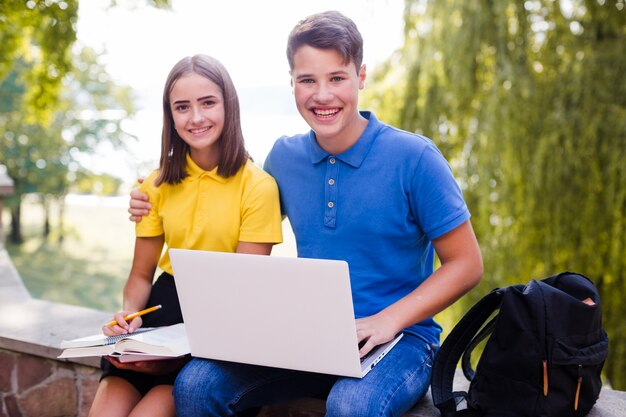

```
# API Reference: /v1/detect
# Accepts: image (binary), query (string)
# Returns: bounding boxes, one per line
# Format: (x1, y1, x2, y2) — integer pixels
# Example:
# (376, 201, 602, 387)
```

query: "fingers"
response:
(102, 325, 118, 336)
(104, 356, 147, 371)
(128, 201, 150, 220)
(128, 210, 149, 221)
(356, 325, 376, 358)
(104, 323, 128, 335)
(358, 338, 377, 358)
(103, 312, 132, 335)
(127, 317, 143, 333)
(104, 314, 144, 335)
(128, 199, 151, 211)
(128, 188, 151, 222)
(105, 356, 182, 374)
(355, 316, 395, 358)
(130, 188, 150, 202)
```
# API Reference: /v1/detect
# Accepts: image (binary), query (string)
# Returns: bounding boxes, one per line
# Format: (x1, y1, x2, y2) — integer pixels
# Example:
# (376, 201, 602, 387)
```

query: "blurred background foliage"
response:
(364, 0, 625, 389)
(0, 0, 624, 389)
(0, 0, 170, 242)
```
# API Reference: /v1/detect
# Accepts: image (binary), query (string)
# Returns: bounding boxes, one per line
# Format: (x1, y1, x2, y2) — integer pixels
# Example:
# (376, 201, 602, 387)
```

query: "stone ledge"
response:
(0, 245, 110, 368)
(0, 297, 110, 368)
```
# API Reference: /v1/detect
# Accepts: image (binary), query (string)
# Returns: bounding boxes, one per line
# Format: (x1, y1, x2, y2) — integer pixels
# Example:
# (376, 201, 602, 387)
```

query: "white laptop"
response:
(169, 248, 403, 378)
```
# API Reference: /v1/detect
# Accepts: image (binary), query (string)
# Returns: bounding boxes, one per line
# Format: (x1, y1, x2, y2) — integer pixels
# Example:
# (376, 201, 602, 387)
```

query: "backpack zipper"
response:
(542, 359, 548, 396)
(574, 364, 582, 411)
(538, 282, 550, 398)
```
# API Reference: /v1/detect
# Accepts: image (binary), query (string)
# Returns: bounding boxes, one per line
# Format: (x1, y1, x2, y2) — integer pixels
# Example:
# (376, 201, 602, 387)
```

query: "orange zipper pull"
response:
(542, 360, 548, 396)
(575, 365, 582, 411)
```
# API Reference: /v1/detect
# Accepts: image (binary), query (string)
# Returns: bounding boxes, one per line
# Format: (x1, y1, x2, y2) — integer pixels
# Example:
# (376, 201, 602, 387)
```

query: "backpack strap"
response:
(430, 287, 506, 416)
(461, 315, 497, 381)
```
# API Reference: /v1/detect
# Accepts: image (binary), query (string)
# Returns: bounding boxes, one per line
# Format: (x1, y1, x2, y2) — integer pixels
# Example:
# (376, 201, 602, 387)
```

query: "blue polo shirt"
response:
(264, 111, 470, 345)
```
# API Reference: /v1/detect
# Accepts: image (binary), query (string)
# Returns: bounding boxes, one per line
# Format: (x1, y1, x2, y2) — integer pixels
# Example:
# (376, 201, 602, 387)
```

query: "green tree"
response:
(0, 0, 171, 242)
(364, 0, 626, 388)
(0, 0, 170, 125)
(1, 48, 136, 242)
(0, 0, 78, 125)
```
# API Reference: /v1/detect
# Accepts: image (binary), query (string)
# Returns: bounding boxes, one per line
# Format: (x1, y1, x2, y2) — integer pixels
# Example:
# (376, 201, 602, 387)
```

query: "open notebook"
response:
(58, 323, 190, 363)
(169, 249, 402, 378)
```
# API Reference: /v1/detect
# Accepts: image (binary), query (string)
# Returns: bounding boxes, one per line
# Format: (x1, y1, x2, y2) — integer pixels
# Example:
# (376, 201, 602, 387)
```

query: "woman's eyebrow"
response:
(196, 95, 217, 101)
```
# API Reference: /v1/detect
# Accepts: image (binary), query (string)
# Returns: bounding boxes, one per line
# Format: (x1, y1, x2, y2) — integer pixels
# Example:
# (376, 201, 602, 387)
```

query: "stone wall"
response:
(0, 350, 99, 417)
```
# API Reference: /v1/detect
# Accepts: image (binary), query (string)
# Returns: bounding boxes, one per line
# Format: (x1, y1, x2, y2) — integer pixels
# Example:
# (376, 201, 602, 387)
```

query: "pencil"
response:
(106, 304, 162, 327)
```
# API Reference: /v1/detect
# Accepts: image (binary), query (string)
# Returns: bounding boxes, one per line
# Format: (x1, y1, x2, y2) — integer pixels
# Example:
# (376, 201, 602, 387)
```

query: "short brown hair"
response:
(156, 54, 248, 186)
(286, 10, 364, 73)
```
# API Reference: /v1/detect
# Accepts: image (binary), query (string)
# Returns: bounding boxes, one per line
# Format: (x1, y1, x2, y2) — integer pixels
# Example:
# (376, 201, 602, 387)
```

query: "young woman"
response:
(88, 54, 283, 417)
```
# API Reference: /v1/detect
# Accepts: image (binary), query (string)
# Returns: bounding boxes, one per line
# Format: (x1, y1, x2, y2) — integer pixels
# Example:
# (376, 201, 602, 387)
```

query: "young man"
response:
(129, 11, 482, 417)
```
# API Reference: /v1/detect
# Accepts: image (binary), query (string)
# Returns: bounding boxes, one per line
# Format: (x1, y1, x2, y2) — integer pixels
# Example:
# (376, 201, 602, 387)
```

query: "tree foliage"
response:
(1, 47, 137, 241)
(0, 0, 169, 125)
(0, 1, 150, 242)
(0, 0, 78, 125)
(364, 0, 626, 388)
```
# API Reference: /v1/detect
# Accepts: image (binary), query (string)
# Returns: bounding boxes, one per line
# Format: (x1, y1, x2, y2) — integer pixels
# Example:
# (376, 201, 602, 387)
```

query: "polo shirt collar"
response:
(185, 153, 227, 183)
(307, 111, 381, 168)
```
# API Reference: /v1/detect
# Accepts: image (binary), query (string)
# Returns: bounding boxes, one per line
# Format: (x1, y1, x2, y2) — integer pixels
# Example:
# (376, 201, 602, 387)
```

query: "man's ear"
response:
(358, 64, 367, 89)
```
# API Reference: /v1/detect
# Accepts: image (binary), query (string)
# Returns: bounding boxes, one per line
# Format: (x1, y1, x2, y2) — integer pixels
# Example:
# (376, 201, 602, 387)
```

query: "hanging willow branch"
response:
(363, 0, 626, 389)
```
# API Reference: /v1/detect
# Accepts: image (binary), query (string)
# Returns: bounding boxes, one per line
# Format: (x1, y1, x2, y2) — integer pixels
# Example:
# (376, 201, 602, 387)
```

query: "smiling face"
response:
(169, 72, 225, 170)
(291, 45, 368, 154)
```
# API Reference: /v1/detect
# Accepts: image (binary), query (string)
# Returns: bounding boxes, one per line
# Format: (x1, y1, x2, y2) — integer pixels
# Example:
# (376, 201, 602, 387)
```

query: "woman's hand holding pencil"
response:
(102, 305, 162, 336)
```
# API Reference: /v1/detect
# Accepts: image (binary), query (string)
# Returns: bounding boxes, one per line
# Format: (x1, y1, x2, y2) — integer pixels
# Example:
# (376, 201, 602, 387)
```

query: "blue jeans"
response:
(173, 333, 435, 417)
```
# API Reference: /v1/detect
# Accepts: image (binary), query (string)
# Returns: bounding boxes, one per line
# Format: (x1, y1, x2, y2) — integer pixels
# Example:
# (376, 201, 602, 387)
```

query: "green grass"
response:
(3, 197, 135, 312)
(2, 195, 298, 313)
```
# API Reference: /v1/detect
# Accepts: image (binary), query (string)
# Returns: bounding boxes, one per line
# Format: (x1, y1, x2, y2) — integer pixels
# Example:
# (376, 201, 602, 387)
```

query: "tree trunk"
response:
(58, 196, 65, 242)
(9, 203, 23, 244)
(43, 197, 50, 237)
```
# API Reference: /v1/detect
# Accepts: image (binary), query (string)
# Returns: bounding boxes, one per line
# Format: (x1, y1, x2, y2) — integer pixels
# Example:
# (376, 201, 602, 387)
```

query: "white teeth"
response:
(314, 109, 339, 116)
(190, 126, 210, 134)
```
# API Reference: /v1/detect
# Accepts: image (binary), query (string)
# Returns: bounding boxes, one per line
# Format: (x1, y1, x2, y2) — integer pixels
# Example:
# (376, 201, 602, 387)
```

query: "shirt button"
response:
(201, 192, 207, 198)
(329, 158, 336, 164)
(328, 179, 335, 185)
(198, 210, 204, 216)
(327, 202, 334, 208)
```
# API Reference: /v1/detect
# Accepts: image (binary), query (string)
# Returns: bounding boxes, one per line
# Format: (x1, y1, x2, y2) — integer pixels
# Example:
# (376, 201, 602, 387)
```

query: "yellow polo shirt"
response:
(136, 155, 283, 274)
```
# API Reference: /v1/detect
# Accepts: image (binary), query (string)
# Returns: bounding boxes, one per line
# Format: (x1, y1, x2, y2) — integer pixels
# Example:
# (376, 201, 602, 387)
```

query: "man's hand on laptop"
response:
(355, 313, 400, 358)
(128, 178, 151, 222)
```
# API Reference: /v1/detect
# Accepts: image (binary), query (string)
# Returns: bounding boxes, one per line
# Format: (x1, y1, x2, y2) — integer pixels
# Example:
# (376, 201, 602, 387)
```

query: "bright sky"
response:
(76, 0, 405, 184)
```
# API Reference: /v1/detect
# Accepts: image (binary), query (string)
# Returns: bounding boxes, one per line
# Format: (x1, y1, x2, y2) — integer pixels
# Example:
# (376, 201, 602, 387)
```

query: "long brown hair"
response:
(156, 54, 248, 185)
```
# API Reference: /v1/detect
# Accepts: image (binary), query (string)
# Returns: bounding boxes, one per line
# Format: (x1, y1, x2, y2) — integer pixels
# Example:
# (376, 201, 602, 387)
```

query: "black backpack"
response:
(431, 272, 609, 417)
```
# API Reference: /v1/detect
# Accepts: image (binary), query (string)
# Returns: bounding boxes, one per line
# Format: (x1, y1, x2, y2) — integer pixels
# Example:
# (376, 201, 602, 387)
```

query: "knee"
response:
(173, 373, 190, 404)
(174, 360, 198, 399)
(173, 362, 198, 412)
(325, 400, 370, 417)
(173, 359, 225, 415)
(325, 387, 378, 417)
